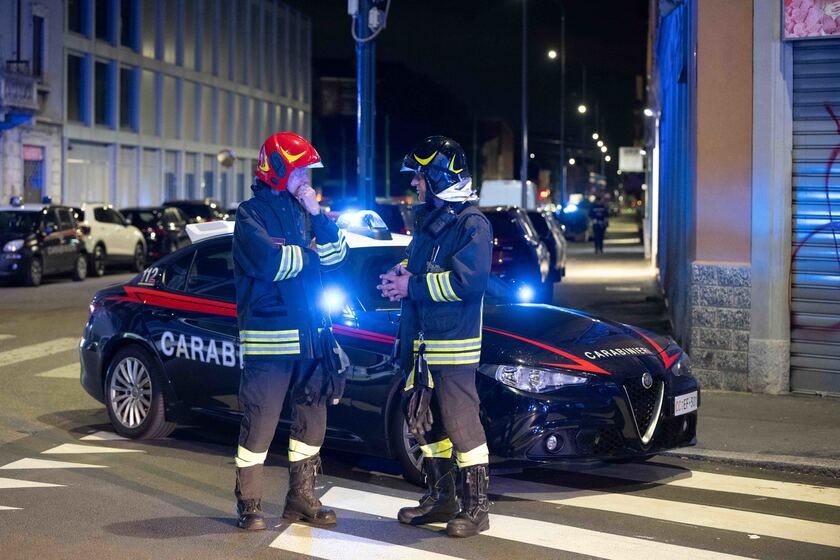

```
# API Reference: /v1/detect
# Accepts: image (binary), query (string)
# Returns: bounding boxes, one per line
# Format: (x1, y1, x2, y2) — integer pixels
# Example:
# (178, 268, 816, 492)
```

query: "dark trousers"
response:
(236, 358, 326, 500)
(593, 224, 607, 253)
(403, 366, 487, 460)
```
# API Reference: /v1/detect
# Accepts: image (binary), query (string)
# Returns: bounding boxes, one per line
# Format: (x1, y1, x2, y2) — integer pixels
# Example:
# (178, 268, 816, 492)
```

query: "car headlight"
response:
(494, 365, 587, 393)
(563, 203, 578, 214)
(517, 285, 535, 302)
(2, 239, 24, 253)
(670, 352, 691, 377)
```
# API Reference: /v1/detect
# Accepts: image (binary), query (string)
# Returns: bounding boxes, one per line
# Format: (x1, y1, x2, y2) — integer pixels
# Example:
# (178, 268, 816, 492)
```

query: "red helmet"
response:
(255, 132, 323, 191)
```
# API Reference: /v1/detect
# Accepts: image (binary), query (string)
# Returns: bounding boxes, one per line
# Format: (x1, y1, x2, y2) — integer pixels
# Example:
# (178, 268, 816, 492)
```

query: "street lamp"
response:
(577, 104, 587, 114)
(568, 157, 576, 165)
(592, 132, 599, 140)
(605, 155, 611, 162)
(547, 49, 557, 60)
(596, 140, 604, 147)
(529, 152, 535, 159)
(600, 146, 607, 153)
(644, 108, 655, 117)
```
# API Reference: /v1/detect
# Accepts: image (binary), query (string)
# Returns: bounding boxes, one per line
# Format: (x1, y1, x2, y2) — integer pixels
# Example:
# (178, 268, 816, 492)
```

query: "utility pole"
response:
(520, 0, 529, 209)
(559, 4, 566, 205)
(384, 113, 390, 198)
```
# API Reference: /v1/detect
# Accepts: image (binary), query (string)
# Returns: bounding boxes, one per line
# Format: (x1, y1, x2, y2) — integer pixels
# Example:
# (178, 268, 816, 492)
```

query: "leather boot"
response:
(282, 455, 337, 527)
(398, 457, 459, 525)
(446, 464, 490, 537)
(235, 469, 267, 531)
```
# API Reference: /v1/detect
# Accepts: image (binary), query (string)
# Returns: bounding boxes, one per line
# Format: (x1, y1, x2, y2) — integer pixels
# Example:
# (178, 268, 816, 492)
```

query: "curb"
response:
(663, 448, 840, 478)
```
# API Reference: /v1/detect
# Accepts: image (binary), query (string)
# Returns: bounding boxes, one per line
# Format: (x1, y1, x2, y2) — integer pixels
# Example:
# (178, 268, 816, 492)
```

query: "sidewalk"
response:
(554, 217, 840, 477)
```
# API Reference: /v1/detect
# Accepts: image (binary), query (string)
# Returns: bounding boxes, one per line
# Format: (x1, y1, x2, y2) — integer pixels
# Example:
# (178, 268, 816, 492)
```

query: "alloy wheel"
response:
(109, 357, 152, 428)
(402, 419, 423, 473)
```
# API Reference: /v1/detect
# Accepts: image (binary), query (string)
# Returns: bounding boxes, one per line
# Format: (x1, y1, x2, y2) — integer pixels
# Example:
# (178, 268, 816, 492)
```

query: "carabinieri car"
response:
(79, 217, 700, 484)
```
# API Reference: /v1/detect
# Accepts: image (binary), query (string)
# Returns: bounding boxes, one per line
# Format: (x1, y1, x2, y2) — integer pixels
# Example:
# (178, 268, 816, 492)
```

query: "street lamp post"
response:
(559, 5, 566, 205)
(521, 0, 529, 209)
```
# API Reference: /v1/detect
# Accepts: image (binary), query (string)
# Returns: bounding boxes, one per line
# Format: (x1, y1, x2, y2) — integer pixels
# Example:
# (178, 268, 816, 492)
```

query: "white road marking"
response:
(80, 431, 128, 442)
(492, 477, 840, 548)
(0, 458, 107, 470)
(0, 477, 63, 489)
(41, 444, 143, 455)
(0, 338, 79, 368)
(321, 486, 753, 560)
(270, 523, 464, 560)
(0, 334, 15, 341)
(35, 364, 79, 378)
(559, 462, 840, 507)
(0, 505, 21, 511)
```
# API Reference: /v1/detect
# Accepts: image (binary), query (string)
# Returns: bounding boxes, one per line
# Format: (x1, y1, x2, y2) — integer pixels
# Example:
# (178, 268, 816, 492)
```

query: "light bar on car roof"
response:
(186, 220, 234, 243)
(337, 210, 392, 240)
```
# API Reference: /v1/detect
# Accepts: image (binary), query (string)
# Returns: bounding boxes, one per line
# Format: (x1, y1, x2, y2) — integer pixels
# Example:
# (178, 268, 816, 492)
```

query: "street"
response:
(1, 235, 838, 560)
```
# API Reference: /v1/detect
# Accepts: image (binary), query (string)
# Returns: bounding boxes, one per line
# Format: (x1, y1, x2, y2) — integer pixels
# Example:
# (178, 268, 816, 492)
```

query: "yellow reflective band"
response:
(404, 367, 415, 392)
(425, 355, 480, 365)
(420, 438, 453, 459)
(426, 273, 444, 302)
(413, 338, 482, 351)
(448, 155, 464, 174)
(399, 259, 408, 267)
(441, 272, 461, 302)
(434, 273, 450, 302)
(456, 443, 489, 468)
(414, 150, 438, 166)
(240, 329, 299, 335)
(288, 439, 321, 462)
(274, 244, 290, 281)
(235, 445, 268, 468)
(242, 344, 301, 355)
(286, 246, 301, 279)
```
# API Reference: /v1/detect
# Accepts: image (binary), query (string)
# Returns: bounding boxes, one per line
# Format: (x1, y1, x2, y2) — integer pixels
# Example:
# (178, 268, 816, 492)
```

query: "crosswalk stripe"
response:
(559, 462, 840, 507)
(41, 444, 143, 455)
(0, 334, 15, 341)
(270, 523, 464, 560)
(35, 364, 79, 379)
(0, 506, 21, 511)
(0, 477, 63, 489)
(0, 458, 107, 470)
(0, 338, 79, 368)
(80, 431, 128, 442)
(321, 486, 753, 560)
(492, 477, 840, 548)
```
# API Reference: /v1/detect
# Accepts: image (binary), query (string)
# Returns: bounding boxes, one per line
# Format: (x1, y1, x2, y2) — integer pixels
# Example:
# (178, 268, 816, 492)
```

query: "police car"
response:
(0, 197, 88, 286)
(80, 212, 700, 484)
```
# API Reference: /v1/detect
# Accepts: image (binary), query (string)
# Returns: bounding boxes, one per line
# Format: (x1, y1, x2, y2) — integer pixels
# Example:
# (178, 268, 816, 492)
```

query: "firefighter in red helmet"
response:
(232, 132, 349, 530)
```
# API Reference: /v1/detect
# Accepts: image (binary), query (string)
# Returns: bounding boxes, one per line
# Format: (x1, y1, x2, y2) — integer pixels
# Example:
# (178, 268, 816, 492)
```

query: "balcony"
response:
(0, 61, 39, 130)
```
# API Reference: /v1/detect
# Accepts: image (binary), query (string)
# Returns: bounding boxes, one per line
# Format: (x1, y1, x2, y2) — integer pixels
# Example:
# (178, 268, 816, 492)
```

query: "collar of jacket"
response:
(252, 180, 294, 205)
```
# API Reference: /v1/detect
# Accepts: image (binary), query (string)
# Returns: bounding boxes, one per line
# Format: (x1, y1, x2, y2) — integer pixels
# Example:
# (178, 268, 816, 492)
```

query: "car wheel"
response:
(105, 346, 176, 439)
(71, 254, 88, 281)
(89, 244, 106, 277)
(130, 243, 145, 272)
(389, 398, 424, 486)
(24, 257, 43, 287)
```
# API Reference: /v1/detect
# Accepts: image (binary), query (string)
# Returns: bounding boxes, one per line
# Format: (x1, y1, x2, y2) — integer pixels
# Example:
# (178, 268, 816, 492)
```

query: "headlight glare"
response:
(670, 352, 691, 376)
(3, 239, 24, 253)
(495, 365, 587, 393)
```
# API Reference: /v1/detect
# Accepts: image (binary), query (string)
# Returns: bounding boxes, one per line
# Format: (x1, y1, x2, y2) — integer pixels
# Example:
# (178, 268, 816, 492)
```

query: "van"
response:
(478, 180, 538, 209)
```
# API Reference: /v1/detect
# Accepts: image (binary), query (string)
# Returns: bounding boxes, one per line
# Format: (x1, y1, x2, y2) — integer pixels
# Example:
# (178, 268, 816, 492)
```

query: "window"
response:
(184, 81, 198, 141)
(163, 0, 177, 64)
(58, 209, 75, 230)
(218, 0, 230, 79)
(163, 208, 185, 226)
(68, 0, 87, 35)
(141, 0, 156, 58)
(94, 60, 111, 126)
(185, 153, 197, 199)
(120, 0, 137, 49)
(183, 0, 197, 69)
(200, 85, 215, 143)
(44, 209, 61, 232)
(119, 66, 137, 131)
(66, 54, 85, 122)
(218, 90, 231, 145)
(201, 0, 215, 74)
(95, 0, 111, 41)
(203, 155, 215, 197)
(163, 250, 194, 292)
(32, 16, 44, 77)
(110, 208, 127, 225)
(186, 244, 235, 301)
(165, 151, 179, 200)
(235, 8, 246, 83)
(250, 1, 259, 87)
(140, 69, 156, 135)
(162, 75, 177, 138)
(94, 207, 113, 223)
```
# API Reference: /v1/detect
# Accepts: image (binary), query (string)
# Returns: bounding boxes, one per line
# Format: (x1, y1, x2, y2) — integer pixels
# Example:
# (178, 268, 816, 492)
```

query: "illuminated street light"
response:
(644, 108, 655, 117)
(547, 49, 557, 60)
(605, 155, 611, 162)
(577, 104, 587, 114)
(640, 149, 647, 155)
(568, 157, 576, 165)
(592, 132, 599, 140)
(617, 170, 622, 175)
(529, 152, 535, 159)
(600, 146, 607, 153)
(596, 140, 604, 147)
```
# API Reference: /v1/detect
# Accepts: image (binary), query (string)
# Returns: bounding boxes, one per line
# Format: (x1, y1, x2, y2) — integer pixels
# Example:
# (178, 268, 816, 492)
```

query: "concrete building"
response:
(648, 0, 840, 395)
(0, 0, 312, 208)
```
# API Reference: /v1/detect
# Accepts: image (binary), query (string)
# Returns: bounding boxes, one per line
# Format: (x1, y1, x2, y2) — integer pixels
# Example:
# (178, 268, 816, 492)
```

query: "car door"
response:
(40, 208, 66, 274)
(111, 208, 135, 255)
(56, 208, 82, 272)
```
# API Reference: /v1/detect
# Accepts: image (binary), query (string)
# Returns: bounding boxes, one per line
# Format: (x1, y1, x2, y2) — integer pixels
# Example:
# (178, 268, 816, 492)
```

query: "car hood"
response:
(482, 304, 680, 377)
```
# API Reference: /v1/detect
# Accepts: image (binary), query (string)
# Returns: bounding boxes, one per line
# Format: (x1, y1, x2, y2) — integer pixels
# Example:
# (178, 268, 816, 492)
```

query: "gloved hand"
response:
(405, 385, 433, 437)
(300, 366, 347, 407)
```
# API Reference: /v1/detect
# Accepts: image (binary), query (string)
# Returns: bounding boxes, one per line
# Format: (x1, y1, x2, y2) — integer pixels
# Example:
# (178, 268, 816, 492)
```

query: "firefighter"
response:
(377, 136, 493, 538)
(232, 132, 348, 531)
(589, 195, 609, 254)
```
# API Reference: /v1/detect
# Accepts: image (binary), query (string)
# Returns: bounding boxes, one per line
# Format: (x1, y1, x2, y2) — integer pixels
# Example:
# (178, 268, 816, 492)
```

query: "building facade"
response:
(648, 0, 840, 395)
(0, 0, 312, 208)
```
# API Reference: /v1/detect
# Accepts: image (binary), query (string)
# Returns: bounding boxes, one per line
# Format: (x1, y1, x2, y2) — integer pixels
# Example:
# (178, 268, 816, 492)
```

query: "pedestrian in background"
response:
(589, 195, 609, 254)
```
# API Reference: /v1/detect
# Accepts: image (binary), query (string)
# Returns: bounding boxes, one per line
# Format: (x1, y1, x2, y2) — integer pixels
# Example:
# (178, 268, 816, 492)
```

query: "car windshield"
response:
(123, 210, 159, 227)
(485, 212, 520, 240)
(0, 211, 40, 233)
(172, 204, 222, 220)
(527, 212, 549, 237)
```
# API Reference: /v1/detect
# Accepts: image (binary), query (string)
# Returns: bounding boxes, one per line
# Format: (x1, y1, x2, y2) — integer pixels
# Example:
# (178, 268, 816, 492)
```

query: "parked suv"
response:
(121, 206, 191, 260)
(527, 209, 567, 281)
(480, 206, 552, 303)
(0, 197, 88, 286)
(163, 199, 228, 223)
(72, 203, 146, 277)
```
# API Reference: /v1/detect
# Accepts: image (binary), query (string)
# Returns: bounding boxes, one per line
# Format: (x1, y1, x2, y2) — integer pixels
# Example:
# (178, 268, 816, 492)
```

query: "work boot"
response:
(398, 457, 459, 525)
(282, 455, 337, 527)
(446, 464, 490, 538)
(234, 469, 267, 531)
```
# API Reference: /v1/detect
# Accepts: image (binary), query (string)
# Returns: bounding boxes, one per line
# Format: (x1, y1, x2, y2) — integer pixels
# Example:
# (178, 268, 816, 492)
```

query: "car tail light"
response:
(145, 226, 167, 237)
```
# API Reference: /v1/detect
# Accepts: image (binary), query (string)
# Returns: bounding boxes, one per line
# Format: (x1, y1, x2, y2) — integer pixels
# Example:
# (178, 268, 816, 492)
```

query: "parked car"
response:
(373, 198, 416, 235)
(121, 206, 191, 261)
(72, 203, 146, 277)
(481, 206, 552, 303)
(163, 199, 228, 223)
(80, 218, 700, 486)
(527, 209, 567, 281)
(0, 197, 88, 286)
(556, 201, 592, 242)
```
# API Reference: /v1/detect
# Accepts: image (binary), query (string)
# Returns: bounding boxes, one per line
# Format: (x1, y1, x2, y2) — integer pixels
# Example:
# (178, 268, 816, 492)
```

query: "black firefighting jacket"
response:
(398, 202, 492, 380)
(233, 181, 347, 359)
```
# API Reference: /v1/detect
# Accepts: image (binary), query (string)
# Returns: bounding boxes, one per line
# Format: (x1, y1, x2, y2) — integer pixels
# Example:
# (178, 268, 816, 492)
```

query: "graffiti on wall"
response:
(784, 0, 840, 39)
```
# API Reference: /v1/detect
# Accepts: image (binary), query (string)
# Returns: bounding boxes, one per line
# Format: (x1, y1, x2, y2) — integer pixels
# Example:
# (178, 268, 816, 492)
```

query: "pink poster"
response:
(784, 0, 840, 39)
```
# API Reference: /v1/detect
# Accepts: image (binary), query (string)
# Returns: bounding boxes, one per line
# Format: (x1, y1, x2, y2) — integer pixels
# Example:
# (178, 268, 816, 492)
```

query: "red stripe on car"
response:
(482, 327, 609, 374)
(628, 327, 681, 369)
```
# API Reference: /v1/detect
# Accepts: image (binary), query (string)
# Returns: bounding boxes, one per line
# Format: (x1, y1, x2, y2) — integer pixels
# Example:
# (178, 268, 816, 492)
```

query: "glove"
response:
(319, 328, 351, 406)
(405, 386, 433, 437)
(299, 366, 346, 407)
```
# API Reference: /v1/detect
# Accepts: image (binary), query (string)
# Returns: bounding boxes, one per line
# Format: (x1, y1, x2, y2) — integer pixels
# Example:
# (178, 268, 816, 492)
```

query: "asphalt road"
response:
(1, 256, 839, 559)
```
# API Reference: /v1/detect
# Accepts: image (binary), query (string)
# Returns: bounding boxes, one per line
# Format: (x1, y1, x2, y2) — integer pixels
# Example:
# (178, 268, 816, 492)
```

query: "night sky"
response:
(285, 0, 649, 191)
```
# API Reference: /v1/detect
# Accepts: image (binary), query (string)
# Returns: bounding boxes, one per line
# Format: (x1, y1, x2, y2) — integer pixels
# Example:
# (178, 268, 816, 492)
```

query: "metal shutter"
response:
(790, 38, 840, 395)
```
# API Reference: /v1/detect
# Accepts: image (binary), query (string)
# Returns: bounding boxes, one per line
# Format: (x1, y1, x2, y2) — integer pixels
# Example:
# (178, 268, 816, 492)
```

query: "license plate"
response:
(674, 391, 698, 416)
